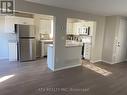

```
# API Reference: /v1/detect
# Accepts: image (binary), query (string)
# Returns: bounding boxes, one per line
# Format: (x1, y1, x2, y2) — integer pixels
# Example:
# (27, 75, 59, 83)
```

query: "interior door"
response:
(115, 19, 127, 63)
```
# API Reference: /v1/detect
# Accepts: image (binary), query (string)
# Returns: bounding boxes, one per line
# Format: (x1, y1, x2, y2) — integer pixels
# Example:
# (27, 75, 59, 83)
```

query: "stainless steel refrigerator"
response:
(16, 24, 36, 62)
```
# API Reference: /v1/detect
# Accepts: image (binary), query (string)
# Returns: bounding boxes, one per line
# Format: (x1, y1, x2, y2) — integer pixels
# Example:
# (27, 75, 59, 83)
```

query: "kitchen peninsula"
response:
(47, 40, 82, 71)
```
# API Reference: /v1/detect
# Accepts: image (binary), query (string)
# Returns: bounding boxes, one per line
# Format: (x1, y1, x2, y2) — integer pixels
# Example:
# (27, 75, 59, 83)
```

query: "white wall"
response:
(91, 17, 106, 63)
(0, 16, 8, 59)
(33, 15, 41, 58)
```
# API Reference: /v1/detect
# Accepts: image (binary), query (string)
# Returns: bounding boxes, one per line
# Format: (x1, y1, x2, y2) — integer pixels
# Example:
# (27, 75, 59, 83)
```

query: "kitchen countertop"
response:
(48, 44, 82, 48)
(65, 44, 82, 48)
(41, 40, 53, 43)
(47, 40, 83, 48)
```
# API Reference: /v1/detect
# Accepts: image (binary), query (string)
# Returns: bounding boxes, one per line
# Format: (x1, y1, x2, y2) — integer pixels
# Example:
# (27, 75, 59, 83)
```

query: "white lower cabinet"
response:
(47, 45, 54, 71)
(44, 44, 48, 56)
(41, 41, 53, 57)
(8, 42, 17, 61)
(41, 43, 49, 57)
(41, 42, 45, 57)
(84, 43, 91, 60)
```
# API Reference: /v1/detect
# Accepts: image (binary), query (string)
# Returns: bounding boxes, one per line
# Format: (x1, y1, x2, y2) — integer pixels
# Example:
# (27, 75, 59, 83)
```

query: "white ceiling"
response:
(26, 0, 127, 16)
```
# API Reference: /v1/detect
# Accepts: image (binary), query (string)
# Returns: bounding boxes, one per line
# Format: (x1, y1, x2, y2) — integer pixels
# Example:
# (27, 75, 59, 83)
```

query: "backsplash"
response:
(66, 34, 92, 43)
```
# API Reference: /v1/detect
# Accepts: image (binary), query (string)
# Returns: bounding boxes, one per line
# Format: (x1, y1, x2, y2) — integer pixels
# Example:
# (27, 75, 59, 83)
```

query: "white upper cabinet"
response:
(73, 23, 79, 35)
(15, 16, 34, 25)
(67, 22, 74, 34)
(39, 19, 52, 34)
(5, 16, 15, 33)
(5, 16, 34, 33)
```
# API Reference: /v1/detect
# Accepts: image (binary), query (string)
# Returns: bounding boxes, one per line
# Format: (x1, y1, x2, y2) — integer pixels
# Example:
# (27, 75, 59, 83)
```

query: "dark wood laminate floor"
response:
(0, 59, 127, 95)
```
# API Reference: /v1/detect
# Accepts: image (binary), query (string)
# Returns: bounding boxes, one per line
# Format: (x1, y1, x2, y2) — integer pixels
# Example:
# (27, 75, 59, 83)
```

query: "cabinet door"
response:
(15, 17, 34, 25)
(44, 44, 48, 56)
(73, 23, 78, 35)
(8, 43, 17, 61)
(84, 44, 91, 60)
(22, 17, 34, 25)
(39, 20, 51, 34)
(5, 16, 15, 33)
(67, 22, 73, 34)
(41, 42, 45, 57)
(41, 43, 51, 57)
(114, 19, 127, 63)
(36, 41, 41, 58)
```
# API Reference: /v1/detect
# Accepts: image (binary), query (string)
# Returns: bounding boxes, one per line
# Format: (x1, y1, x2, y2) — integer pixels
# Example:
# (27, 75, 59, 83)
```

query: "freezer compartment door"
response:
(17, 25, 35, 37)
(19, 39, 36, 62)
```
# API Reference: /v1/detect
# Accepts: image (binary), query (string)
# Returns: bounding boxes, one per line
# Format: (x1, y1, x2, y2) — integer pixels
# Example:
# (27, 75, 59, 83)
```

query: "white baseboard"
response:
(90, 59, 127, 64)
(102, 59, 127, 64)
(90, 60, 102, 63)
(113, 59, 127, 64)
(54, 64, 81, 71)
(90, 60, 114, 64)
(101, 60, 113, 64)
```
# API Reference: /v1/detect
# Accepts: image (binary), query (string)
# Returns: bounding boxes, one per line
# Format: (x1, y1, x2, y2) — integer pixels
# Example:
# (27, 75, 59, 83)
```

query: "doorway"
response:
(66, 18, 96, 64)
(33, 14, 54, 59)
